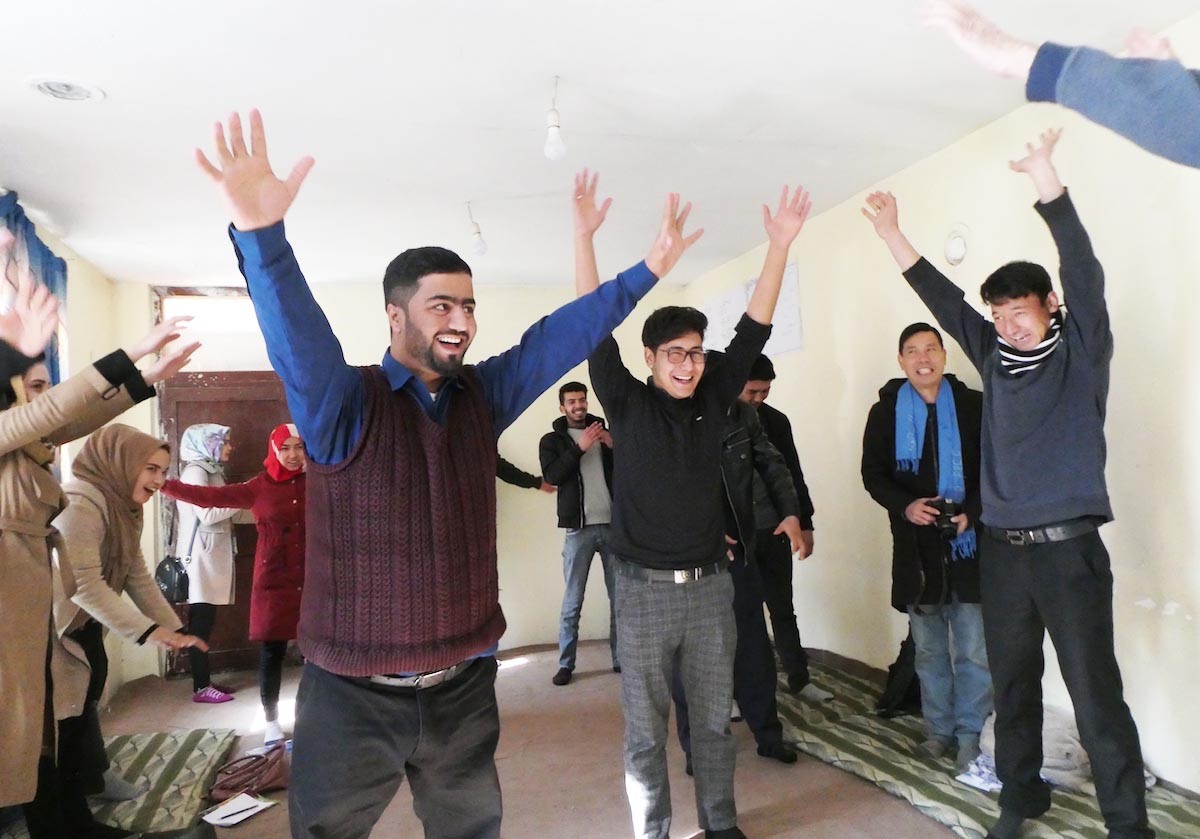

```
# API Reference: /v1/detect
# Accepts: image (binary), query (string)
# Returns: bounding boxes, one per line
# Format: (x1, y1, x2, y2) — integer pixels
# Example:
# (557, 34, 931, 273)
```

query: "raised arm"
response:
(923, 1, 1200, 168)
(476, 193, 701, 433)
(1, 230, 60, 366)
(199, 110, 363, 465)
(161, 475, 257, 510)
(573, 169, 611, 297)
(861, 191, 993, 371)
(747, 185, 812, 325)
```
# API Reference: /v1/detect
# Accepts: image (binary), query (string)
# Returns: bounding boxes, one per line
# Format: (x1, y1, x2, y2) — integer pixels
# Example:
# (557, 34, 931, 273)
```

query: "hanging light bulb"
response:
(466, 202, 488, 256)
(544, 76, 567, 161)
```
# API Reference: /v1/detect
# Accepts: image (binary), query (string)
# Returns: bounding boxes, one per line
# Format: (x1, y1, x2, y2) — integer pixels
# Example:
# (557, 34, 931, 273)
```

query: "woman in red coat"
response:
(162, 423, 305, 745)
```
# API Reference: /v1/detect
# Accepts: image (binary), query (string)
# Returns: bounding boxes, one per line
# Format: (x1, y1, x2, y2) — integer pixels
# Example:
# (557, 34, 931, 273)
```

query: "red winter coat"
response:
(163, 472, 305, 641)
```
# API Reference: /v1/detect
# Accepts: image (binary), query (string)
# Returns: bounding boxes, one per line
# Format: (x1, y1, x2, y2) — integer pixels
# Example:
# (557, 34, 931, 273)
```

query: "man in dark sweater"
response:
(577, 172, 813, 839)
(199, 117, 703, 839)
(737, 355, 830, 700)
(538, 381, 618, 685)
(862, 323, 990, 772)
(862, 131, 1153, 839)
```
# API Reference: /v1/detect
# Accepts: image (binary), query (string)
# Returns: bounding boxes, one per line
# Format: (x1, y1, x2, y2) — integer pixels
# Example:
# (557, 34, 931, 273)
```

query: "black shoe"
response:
(704, 828, 747, 839)
(551, 667, 572, 686)
(77, 823, 134, 839)
(612, 664, 622, 673)
(756, 741, 798, 764)
(785, 674, 808, 694)
(685, 754, 694, 776)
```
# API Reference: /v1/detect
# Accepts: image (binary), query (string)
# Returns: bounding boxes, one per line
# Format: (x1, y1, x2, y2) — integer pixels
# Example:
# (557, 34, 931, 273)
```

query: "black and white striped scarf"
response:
(997, 310, 1063, 376)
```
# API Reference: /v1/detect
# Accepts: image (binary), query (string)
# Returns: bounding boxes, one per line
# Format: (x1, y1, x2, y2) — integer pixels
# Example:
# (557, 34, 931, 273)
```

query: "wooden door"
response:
(159, 371, 291, 674)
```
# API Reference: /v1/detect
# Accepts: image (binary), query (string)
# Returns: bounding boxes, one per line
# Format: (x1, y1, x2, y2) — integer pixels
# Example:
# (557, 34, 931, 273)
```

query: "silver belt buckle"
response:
(673, 568, 694, 584)
(1006, 530, 1032, 546)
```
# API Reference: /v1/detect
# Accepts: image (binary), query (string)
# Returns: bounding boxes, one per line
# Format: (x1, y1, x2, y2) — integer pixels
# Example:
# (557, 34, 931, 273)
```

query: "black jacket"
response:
(861, 374, 983, 612)
(721, 400, 800, 555)
(497, 457, 541, 489)
(757, 402, 815, 530)
(538, 413, 614, 530)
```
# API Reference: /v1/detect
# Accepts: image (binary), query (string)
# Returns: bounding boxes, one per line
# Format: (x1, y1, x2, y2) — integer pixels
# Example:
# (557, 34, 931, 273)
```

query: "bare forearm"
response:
(880, 230, 922, 272)
(1025, 163, 1065, 204)
(574, 235, 601, 298)
(746, 242, 789, 324)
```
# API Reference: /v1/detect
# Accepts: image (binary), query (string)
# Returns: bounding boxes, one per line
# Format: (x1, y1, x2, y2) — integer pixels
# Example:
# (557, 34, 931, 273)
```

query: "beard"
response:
(405, 324, 466, 378)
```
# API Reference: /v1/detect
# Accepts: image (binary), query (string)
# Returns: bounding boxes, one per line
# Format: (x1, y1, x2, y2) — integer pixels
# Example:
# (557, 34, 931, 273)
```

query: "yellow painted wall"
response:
(682, 18, 1200, 790)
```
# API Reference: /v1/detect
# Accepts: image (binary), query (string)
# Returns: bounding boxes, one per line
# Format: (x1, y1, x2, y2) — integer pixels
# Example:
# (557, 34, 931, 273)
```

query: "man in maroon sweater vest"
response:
(198, 112, 703, 839)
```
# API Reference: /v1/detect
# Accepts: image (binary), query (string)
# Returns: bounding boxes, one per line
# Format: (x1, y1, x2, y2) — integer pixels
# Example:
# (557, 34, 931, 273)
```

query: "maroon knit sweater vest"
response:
(300, 365, 504, 675)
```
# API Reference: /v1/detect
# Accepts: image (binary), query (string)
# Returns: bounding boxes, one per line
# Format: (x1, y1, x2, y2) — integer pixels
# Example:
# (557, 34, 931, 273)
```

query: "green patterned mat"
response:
(1, 728, 237, 837)
(778, 662, 1200, 839)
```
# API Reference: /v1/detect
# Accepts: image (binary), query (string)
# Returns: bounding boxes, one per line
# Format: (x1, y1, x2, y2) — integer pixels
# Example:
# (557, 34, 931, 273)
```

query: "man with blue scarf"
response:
(862, 322, 990, 772)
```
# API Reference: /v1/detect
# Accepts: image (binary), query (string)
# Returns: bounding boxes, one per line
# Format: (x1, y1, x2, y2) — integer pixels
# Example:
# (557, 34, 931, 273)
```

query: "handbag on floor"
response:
(209, 742, 289, 801)
(156, 521, 199, 604)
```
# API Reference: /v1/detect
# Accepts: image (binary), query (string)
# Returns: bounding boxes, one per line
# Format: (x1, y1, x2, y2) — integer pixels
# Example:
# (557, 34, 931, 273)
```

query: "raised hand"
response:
(762, 185, 812, 250)
(1125, 28, 1177, 61)
(0, 231, 60, 357)
(920, 0, 1038, 80)
(126, 315, 193, 364)
(1009, 128, 1062, 173)
(196, 109, 315, 232)
(861, 191, 900, 238)
(644, 193, 704, 279)
(142, 340, 201, 386)
(573, 168, 612, 238)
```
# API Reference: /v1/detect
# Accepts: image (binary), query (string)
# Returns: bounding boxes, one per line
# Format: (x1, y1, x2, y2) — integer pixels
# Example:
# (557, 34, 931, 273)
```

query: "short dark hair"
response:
(979, 261, 1053, 305)
(383, 247, 472, 308)
(558, 381, 587, 404)
(641, 306, 707, 350)
(898, 322, 944, 353)
(748, 354, 775, 382)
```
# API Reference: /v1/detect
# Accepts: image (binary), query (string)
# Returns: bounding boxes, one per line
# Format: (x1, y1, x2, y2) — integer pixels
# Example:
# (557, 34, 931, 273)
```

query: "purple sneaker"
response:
(193, 686, 234, 704)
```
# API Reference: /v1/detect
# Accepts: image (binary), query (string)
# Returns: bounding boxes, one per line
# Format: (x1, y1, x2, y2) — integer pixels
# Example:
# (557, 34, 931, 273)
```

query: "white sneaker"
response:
(264, 719, 286, 745)
(798, 683, 834, 702)
(730, 700, 743, 722)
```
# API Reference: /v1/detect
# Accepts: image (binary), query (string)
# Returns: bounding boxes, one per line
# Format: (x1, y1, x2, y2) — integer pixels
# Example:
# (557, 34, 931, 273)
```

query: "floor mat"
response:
(777, 662, 1200, 839)
(1, 728, 237, 837)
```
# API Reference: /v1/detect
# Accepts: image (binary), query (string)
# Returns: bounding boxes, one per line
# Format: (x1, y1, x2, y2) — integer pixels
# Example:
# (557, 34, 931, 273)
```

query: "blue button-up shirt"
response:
(229, 221, 658, 666)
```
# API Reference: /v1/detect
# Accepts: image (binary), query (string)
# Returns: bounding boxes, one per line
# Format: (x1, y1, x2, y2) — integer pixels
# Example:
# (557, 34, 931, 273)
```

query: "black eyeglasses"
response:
(658, 347, 708, 365)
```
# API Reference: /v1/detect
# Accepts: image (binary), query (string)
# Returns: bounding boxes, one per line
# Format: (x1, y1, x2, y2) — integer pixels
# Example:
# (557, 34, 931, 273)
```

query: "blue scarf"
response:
(895, 379, 976, 561)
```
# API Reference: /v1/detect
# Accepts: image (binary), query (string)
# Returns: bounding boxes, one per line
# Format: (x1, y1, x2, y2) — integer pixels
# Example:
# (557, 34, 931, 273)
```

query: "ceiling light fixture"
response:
(466, 202, 488, 256)
(27, 76, 106, 102)
(544, 76, 567, 161)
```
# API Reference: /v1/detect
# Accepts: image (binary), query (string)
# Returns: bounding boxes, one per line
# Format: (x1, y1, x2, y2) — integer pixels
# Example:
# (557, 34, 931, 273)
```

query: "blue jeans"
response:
(908, 596, 992, 744)
(558, 524, 618, 670)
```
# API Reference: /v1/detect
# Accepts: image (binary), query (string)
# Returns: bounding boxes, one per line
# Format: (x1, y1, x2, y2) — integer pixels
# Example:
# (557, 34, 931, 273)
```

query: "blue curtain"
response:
(0, 191, 67, 384)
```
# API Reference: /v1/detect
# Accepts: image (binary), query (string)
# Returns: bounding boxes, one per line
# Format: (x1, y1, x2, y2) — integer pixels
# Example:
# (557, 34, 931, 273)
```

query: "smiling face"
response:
(276, 436, 306, 471)
(643, 331, 706, 399)
(897, 330, 946, 393)
(388, 272, 477, 382)
(990, 292, 1059, 351)
(560, 390, 589, 427)
(131, 448, 171, 505)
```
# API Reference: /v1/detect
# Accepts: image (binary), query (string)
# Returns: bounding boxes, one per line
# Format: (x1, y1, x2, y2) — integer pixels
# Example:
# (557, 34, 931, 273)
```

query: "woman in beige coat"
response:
(0, 296, 195, 838)
(52, 424, 207, 820)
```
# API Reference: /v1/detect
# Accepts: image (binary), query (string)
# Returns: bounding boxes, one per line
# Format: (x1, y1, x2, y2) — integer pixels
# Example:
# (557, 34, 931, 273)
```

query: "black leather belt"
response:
(985, 518, 1097, 547)
(616, 559, 726, 584)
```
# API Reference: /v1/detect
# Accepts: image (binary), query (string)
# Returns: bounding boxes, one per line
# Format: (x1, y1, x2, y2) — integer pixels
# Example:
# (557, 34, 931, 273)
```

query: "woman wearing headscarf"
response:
(51, 425, 208, 829)
(0, 306, 196, 837)
(174, 422, 251, 703)
(163, 423, 306, 744)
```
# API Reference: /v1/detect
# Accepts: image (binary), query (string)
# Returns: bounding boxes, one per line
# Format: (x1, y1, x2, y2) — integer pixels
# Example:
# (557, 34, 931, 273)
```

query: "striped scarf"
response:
(998, 310, 1064, 375)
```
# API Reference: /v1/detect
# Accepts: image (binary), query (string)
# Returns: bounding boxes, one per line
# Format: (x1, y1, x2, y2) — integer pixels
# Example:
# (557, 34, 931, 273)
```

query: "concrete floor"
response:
(101, 641, 957, 838)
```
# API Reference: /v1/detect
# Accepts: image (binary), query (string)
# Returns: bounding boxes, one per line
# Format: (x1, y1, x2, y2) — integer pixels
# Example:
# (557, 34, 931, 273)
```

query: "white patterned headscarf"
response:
(179, 423, 230, 475)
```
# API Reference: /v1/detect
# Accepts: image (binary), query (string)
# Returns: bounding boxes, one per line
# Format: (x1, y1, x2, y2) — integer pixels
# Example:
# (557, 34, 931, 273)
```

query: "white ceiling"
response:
(1, 1, 1195, 287)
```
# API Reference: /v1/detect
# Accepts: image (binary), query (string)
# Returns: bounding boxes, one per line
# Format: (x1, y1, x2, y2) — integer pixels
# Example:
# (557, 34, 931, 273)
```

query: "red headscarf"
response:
(264, 423, 304, 482)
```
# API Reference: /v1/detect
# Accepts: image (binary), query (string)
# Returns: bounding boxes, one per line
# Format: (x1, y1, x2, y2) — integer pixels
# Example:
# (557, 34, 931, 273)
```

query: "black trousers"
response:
(259, 641, 288, 718)
(980, 531, 1153, 839)
(754, 529, 811, 687)
(57, 620, 111, 792)
(673, 555, 783, 753)
(187, 603, 218, 691)
(289, 657, 502, 839)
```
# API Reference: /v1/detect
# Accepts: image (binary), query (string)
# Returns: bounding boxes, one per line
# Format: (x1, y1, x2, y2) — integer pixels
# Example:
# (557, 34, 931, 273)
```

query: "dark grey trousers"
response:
(289, 658, 502, 839)
(616, 561, 738, 839)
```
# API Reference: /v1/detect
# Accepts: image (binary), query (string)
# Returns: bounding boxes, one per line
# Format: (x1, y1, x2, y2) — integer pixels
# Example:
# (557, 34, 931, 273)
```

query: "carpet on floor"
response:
(777, 662, 1200, 839)
(0, 728, 237, 838)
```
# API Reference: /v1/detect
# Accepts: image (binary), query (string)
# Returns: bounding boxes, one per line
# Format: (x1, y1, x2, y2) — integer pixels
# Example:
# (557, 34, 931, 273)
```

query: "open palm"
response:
(196, 110, 315, 232)
(762, 185, 812, 248)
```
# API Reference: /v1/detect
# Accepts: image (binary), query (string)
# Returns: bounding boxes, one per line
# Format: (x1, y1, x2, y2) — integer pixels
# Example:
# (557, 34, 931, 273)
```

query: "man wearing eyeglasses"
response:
(578, 174, 813, 839)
